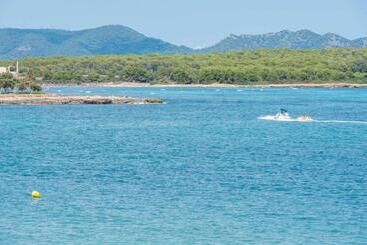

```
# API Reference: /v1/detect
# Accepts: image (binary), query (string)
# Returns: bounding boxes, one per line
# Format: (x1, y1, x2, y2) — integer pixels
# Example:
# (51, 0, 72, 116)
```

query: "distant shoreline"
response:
(41, 82, 367, 89)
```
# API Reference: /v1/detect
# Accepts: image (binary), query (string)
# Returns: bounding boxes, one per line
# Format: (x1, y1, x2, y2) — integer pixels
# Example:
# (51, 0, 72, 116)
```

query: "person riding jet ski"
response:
(274, 109, 291, 120)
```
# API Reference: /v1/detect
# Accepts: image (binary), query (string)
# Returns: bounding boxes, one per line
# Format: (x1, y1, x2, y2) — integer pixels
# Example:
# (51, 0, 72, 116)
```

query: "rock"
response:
(0, 94, 164, 105)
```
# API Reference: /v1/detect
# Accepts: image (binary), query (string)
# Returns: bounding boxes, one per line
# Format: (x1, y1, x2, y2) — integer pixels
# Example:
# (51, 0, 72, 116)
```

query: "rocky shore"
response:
(0, 94, 164, 105)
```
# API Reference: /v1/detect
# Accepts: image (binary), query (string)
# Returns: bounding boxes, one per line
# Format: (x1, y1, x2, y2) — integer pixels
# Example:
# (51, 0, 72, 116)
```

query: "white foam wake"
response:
(258, 116, 367, 124)
(258, 115, 307, 122)
(314, 120, 367, 124)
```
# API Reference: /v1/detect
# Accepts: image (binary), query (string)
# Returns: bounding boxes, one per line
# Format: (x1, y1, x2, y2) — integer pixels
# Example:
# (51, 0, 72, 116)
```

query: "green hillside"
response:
(1, 48, 366, 85)
(201, 30, 367, 53)
(0, 25, 192, 59)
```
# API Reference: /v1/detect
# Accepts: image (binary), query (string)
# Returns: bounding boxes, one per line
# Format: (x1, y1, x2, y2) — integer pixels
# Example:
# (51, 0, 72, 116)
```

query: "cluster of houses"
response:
(0, 61, 19, 79)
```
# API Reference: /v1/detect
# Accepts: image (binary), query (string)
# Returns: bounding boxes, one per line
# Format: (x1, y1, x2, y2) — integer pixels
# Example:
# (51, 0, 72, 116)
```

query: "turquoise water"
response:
(1, 87, 367, 244)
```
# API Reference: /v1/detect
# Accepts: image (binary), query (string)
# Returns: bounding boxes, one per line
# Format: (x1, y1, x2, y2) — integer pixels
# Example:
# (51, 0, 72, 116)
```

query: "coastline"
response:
(41, 82, 367, 89)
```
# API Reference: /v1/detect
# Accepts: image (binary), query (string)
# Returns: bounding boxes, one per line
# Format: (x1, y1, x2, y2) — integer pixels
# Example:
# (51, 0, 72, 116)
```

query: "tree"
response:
(0, 73, 17, 93)
(169, 68, 193, 84)
(0, 79, 16, 93)
(17, 82, 28, 93)
(123, 66, 153, 83)
(27, 68, 34, 81)
(30, 83, 42, 92)
(351, 59, 367, 73)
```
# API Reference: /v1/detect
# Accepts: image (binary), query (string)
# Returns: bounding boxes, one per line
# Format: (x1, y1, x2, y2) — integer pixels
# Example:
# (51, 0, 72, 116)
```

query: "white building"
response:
(0, 62, 19, 77)
(0, 67, 8, 74)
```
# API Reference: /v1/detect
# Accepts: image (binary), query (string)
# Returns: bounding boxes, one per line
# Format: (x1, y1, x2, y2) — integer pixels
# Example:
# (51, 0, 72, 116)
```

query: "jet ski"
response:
(274, 109, 291, 120)
(259, 109, 313, 122)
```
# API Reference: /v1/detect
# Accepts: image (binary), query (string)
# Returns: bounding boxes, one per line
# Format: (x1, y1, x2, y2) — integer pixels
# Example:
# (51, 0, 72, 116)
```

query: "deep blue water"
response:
(0, 87, 367, 244)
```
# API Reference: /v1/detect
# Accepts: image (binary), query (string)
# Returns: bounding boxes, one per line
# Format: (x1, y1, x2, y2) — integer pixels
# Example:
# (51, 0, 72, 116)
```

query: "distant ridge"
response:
(200, 29, 367, 52)
(0, 26, 366, 59)
(0, 25, 192, 59)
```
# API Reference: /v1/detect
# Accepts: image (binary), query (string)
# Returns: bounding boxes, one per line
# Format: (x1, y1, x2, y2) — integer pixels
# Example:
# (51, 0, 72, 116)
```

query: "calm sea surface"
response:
(0, 87, 366, 244)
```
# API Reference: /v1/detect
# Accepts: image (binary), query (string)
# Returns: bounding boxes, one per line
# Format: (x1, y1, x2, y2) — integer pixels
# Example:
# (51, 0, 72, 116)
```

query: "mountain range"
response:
(0, 25, 366, 59)
(201, 30, 367, 53)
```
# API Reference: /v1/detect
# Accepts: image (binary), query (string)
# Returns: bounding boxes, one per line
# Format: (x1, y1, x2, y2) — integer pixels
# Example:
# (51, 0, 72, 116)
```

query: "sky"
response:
(0, 0, 366, 48)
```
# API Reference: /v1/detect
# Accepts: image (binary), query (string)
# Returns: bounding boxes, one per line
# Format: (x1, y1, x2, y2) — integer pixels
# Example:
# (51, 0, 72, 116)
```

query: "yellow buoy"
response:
(32, 191, 41, 198)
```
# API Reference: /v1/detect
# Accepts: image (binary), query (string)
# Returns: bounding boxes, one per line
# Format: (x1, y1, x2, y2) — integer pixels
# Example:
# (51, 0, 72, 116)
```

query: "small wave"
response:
(314, 120, 367, 125)
(259, 116, 367, 124)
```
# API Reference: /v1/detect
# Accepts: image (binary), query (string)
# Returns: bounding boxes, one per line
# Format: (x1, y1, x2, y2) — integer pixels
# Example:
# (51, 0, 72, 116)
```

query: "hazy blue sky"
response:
(1, 0, 366, 48)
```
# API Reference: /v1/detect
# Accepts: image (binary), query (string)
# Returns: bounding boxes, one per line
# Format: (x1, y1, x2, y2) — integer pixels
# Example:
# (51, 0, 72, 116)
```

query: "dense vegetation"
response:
(1, 49, 367, 85)
(0, 73, 42, 93)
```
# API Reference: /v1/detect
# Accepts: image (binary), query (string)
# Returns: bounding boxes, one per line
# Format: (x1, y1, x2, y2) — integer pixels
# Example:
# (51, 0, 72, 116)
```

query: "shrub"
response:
(123, 66, 153, 82)
(30, 83, 42, 92)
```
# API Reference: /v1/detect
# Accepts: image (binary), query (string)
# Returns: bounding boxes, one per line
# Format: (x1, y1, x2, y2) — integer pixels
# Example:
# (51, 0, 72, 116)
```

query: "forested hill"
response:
(200, 30, 367, 53)
(0, 26, 367, 59)
(2, 49, 366, 85)
(0, 25, 192, 60)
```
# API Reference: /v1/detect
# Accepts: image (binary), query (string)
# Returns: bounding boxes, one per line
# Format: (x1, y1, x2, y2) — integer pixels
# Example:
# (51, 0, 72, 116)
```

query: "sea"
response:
(0, 87, 366, 244)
